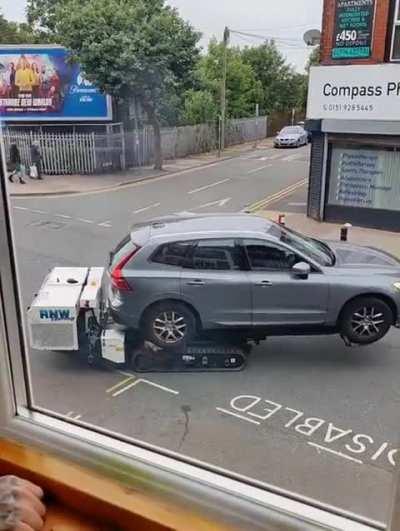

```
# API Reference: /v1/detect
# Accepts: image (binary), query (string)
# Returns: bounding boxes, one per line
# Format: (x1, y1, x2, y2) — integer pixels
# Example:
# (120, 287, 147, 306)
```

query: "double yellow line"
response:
(246, 178, 308, 213)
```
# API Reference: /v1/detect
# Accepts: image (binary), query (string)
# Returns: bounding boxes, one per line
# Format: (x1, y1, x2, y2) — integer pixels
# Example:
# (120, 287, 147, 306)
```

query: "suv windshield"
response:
(270, 224, 335, 266)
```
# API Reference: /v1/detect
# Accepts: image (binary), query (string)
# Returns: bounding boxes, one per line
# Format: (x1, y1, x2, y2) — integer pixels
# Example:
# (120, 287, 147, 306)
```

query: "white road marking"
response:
(133, 202, 161, 214)
(66, 411, 82, 421)
(281, 153, 304, 162)
(196, 198, 231, 209)
(308, 442, 363, 464)
(98, 221, 112, 228)
(247, 164, 271, 175)
(188, 178, 230, 195)
(112, 378, 179, 397)
(216, 407, 261, 425)
(13, 206, 28, 210)
(55, 214, 72, 219)
(31, 209, 46, 214)
(77, 218, 94, 224)
(287, 202, 307, 207)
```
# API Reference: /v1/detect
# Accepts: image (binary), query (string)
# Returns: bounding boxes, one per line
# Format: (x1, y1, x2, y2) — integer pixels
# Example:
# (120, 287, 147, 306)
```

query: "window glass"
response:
(2, 0, 400, 527)
(151, 241, 192, 266)
(190, 239, 241, 270)
(244, 239, 298, 270)
(393, 25, 400, 60)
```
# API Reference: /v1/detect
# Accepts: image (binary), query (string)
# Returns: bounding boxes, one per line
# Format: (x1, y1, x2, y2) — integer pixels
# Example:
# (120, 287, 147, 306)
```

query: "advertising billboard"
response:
(0, 46, 112, 122)
(332, 0, 375, 59)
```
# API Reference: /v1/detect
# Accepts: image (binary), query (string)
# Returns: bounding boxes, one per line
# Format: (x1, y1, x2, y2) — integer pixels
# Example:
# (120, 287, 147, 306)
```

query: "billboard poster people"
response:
(0, 47, 111, 121)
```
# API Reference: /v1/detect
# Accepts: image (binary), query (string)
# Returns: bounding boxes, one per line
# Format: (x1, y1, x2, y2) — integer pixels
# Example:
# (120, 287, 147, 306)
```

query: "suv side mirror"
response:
(292, 262, 311, 279)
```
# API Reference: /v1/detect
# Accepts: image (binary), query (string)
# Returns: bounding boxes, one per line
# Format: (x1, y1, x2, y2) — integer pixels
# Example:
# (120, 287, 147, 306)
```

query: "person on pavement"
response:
(8, 145, 26, 185)
(0, 475, 46, 530)
(30, 143, 43, 180)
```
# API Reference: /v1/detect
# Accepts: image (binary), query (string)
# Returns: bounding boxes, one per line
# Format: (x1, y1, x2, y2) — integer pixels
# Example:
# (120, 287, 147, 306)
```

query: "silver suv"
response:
(104, 214, 400, 349)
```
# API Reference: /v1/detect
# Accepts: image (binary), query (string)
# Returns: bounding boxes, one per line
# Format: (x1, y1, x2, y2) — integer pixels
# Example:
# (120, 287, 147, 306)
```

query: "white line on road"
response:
(31, 209, 46, 214)
(55, 214, 72, 219)
(288, 202, 307, 207)
(196, 198, 231, 209)
(216, 407, 261, 425)
(77, 218, 94, 224)
(308, 442, 363, 464)
(281, 153, 304, 162)
(13, 206, 28, 210)
(247, 164, 271, 175)
(112, 378, 179, 397)
(133, 202, 161, 214)
(188, 178, 230, 195)
(98, 221, 112, 228)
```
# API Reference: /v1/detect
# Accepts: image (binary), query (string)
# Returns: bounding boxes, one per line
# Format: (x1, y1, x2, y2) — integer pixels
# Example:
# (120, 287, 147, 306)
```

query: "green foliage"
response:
(183, 89, 218, 125)
(0, 12, 40, 44)
(241, 41, 304, 114)
(306, 45, 320, 72)
(190, 39, 263, 120)
(52, 0, 200, 168)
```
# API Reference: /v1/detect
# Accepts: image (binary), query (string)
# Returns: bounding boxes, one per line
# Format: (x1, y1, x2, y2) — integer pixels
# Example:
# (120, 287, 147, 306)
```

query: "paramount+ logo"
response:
(39, 309, 74, 322)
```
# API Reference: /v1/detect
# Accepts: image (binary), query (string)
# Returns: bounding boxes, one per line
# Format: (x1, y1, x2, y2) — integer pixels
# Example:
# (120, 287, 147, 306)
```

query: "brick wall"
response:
(320, 0, 393, 65)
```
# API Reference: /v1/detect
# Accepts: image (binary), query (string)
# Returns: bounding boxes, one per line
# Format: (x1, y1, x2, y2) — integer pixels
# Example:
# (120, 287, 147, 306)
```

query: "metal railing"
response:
(3, 116, 267, 175)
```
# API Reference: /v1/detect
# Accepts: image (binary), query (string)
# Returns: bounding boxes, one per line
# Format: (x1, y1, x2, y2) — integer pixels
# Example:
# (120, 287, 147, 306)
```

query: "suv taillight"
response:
(110, 245, 140, 292)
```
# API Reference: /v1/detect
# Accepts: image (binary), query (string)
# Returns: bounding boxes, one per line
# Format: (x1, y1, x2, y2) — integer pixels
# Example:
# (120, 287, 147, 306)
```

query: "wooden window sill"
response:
(0, 438, 232, 530)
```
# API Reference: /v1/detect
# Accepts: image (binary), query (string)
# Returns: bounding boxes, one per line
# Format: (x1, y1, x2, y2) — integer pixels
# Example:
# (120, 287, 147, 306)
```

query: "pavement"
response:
(8, 138, 274, 197)
(258, 210, 400, 258)
(8, 142, 400, 526)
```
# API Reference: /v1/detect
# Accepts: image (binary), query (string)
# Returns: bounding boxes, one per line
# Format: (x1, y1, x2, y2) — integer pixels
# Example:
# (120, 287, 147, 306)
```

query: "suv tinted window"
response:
(152, 241, 192, 266)
(244, 239, 298, 271)
(190, 239, 242, 271)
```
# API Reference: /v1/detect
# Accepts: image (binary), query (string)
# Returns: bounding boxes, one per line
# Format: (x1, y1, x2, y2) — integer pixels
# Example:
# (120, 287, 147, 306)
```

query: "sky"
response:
(1, 0, 323, 71)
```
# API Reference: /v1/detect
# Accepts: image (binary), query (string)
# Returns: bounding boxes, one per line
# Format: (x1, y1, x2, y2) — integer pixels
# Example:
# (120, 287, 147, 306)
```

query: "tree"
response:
(192, 39, 262, 121)
(306, 45, 320, 72)
(241, 42, 303, 115)
(54, 0, 200, 170)
(183, 89, 218, 125)
(0, 12, 39, 44)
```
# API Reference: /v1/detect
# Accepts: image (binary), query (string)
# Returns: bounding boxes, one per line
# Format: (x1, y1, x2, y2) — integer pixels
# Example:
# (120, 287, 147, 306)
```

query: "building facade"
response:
(306, 0, 400, 231)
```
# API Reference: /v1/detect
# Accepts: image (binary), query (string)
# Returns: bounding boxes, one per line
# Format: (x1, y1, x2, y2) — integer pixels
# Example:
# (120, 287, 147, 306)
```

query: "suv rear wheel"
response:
(340, 296, 393, 345)
(143, 302, 197, 350)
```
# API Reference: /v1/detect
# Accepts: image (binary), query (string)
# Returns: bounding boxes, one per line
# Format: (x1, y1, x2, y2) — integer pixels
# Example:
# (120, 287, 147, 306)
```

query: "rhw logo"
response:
(39, 309, 74, 322)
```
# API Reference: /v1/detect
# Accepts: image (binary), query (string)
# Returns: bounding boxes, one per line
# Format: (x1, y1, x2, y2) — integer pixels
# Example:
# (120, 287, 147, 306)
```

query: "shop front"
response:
(306, 64, 400, 231)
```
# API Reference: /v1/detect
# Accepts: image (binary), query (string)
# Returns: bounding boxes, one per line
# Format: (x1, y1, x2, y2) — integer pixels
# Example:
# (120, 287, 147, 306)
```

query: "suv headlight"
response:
(394, 282, 400, 292)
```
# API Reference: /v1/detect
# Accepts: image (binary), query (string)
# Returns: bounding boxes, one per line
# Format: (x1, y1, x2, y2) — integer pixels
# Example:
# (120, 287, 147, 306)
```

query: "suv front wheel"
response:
(143, 302, 197, 350)
(340, 296, 393, 345)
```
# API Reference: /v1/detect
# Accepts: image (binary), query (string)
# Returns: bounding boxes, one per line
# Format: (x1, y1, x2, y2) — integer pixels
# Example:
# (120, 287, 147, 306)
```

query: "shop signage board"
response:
(307, 64, 400, 121)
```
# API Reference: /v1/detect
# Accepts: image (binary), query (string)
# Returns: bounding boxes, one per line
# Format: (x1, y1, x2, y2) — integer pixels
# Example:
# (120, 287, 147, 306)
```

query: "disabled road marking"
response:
(308, 442, 363, 465)
(216, 394, 399, 469)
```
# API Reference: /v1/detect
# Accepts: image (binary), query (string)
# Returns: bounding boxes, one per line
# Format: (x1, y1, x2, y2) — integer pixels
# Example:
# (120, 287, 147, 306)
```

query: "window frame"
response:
(390, 0, 400, 61)
(0, 130, 395, 531)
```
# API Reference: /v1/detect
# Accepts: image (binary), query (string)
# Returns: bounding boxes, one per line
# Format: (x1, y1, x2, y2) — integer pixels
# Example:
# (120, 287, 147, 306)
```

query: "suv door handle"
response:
(187, 279, 205, 286)
(257, 280, 272, 287)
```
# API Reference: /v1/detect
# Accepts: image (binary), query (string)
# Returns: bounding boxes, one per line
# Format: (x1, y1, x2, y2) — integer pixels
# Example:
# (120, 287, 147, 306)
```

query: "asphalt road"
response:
(9, 143, 400, 525)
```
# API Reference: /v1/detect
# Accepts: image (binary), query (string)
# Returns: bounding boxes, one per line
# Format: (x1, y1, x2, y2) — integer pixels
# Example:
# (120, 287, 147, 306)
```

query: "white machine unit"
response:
(28, 267, 89, 351)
